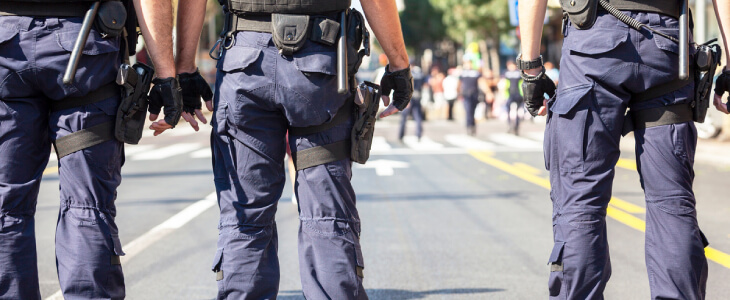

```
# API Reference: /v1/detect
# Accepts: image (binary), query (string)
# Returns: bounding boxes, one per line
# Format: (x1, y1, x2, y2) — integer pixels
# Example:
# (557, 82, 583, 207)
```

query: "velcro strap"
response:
(52, 82, 120, 112)
(356, 266, 364, 278)
(289, 99, 353, 136)
(216, 270, 224, 281)
(235, 14, 273, 33)
(0, 2, 90, 17)
(111, 255, 121, 265)
(622, 103, 693, 136)
(54, 121, 115, 159)
(294, 139, 350, 171)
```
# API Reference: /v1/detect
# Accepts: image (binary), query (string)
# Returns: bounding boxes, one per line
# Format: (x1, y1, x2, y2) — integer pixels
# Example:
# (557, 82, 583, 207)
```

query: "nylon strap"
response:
(54, 121, 115, 159)
(0, 2, 90, 17)
(230, 12, 341, 35)
(51, 82, 120, 112)
(289, 99, 353, 136)
(294, 139, 350, 171)
(111, 255, 121, 265)
(622, 102, 693, 136)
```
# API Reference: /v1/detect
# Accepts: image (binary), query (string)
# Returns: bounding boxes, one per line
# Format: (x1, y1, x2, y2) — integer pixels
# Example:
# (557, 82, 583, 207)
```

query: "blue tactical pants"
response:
(506, 95, 524, 133)
(211, 31, 366, 300)
(0, 17, 125, 299)
(463, 94, 479, 130)
(545, 12, 708, 299)
(398, 97, 423, 139)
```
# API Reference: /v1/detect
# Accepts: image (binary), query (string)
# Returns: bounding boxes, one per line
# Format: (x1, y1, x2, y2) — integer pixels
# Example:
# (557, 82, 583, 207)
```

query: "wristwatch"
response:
(516, 54, 544, 70)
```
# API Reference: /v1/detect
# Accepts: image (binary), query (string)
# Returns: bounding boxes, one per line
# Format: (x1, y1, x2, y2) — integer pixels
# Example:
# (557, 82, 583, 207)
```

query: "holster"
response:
(351, 81, 380, 164)
(692, 42, 721, 123)
(115, 63, 154, 144)
(560, 0, 598, 29)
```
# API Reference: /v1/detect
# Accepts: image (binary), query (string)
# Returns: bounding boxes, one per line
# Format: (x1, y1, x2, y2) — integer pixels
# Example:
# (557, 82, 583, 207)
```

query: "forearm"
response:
(175, 0, 208, 73)
(518, 0, 549, 75)
(713, 0, 730, 71)
(134, 0, 175, 78)
(360, 0, 409, 70)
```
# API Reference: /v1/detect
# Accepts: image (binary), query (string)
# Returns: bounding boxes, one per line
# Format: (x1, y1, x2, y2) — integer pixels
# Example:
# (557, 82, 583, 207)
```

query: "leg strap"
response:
(622, 102, 693, 136)
(294, 139, 350, 171)
(54, 122, 115, 159)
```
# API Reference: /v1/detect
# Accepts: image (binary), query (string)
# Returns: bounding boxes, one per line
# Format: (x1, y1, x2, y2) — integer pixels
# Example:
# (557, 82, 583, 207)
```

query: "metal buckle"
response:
(209, 38, 223, 60)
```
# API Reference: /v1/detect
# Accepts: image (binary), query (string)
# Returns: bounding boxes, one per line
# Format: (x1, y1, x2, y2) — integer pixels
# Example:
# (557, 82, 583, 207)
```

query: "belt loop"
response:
(45, 17, 60, 29)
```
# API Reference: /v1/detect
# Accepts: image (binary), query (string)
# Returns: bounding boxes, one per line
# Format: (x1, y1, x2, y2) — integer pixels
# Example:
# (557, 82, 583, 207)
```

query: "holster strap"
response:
(294, 139, 350, 171)
(54, 121, 114, 159)
(51, 82, 120, 112)
(0, 2, 90, 17)
(622, 102, 693, 136)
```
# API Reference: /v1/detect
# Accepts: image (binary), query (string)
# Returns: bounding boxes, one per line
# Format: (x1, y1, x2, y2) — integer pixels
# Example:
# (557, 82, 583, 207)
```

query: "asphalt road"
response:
(34, 116, 730, 299)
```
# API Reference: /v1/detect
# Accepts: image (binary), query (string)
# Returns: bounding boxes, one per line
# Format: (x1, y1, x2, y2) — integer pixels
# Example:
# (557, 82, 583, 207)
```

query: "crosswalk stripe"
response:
(124, 145, 155, 156)
(525, 132, 545, 142)
(370, 136, 392, 152)
(488, 133, 543, 149)
(190, 148, 212, 158)
(402, 135, 444, 151)
(444, 134, 496, 150)
(132, 143, 203, 160)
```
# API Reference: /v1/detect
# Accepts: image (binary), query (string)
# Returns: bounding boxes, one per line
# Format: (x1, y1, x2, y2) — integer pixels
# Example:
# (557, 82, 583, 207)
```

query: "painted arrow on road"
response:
(357, 159, 410, 176)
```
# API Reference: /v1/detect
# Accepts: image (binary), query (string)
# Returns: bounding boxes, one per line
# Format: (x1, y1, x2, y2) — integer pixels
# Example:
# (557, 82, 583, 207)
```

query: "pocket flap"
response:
(294, 51, 336, 75)
(548, 242, 565, 264)
(57, 31, 119, 55)
(111, 234, 125, 256)
(653, 28, 679, 54)
(211, 247, 224, 271)
(221, 47, 261, 73)
(566, 27, 628, 55)
(0, 26, 18, 44)
(551, 84, 592, 115)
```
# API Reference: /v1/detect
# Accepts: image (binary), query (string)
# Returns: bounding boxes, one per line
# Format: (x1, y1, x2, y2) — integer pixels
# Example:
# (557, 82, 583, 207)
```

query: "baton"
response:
(337, 11, 348, 94)
(678, 0, 689, 80)
(63, 2, 100, 85)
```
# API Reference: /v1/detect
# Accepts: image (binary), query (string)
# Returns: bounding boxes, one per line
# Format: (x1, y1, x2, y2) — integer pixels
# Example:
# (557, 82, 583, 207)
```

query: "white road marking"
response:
(403, 135, 444, 151)
(123, 145, 155, 156)
(370, 136, 392, 152)
(167, 126, 206, 137)
(356, 159, 410, 176)
(445, 134, 496, 150)
(131, 143, 203, 160)
(190, 148, 212, 158)
(488, 133, 543, 149)
(46, 192, 218, 300)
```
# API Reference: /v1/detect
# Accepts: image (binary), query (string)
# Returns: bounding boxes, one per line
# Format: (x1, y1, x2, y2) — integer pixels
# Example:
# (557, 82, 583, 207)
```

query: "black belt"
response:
(603, 0, 680, 19)
(622, 102, 693, 135)
(0, 2, 91, 17)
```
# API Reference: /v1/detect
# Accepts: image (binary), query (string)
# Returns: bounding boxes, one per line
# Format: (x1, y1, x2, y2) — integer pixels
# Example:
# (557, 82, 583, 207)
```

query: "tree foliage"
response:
(399, 0, 448, 52)
(429, 0, 511, 42)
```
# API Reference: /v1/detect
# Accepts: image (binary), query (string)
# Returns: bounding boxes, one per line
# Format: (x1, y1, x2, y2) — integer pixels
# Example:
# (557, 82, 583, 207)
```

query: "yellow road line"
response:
(616, 158, 638, 171)
(513, 162, 542, 175)
(468, 150, 730, 270)
(43, 166, 59, 175)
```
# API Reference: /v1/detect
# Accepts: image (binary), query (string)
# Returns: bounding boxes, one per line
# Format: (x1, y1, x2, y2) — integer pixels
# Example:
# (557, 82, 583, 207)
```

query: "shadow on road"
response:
(357, 192, 523, 202)
(278, 288, 504, 299)
(41, 169, 213, 181)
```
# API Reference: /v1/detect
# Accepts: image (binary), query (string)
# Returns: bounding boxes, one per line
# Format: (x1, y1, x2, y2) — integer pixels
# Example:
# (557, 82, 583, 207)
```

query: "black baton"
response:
(63, 1, 100, 85)
(337, 11, 348, 94)
(678, 0, 689, 80)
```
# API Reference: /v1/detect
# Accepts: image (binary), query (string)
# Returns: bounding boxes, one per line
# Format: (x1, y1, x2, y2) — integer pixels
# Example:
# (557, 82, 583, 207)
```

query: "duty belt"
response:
(0, 2, 90, 17)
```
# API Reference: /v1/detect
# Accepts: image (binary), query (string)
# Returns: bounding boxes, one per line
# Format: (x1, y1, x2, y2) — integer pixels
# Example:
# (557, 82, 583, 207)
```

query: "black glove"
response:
(178, 69, 213, 114)
(148, 77, 183, 127)
(715, 70, 730, 110)
(380, 65, 414, 111)
(522, 71, 556, 117)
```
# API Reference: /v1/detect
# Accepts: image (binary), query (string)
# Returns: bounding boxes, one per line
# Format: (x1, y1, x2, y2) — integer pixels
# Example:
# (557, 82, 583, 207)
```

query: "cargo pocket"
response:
(57, 30, 119, 55)
(220, 46, 261, 73)
(544, 95, 557, 171)
(566, 26, 628, 55)
(551, 84, 592, 173)
(0, 26, 18, 46)
(212, 247, 224, 281)
(293, 51, 337, 76)
(108, 233, 124, 290)
(548, 242, 566, 297)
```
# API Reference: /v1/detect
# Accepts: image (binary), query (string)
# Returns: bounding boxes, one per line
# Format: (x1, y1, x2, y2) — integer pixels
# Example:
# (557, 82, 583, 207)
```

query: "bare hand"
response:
(714, 93, 729, 114)
(378, 95, 400, 118)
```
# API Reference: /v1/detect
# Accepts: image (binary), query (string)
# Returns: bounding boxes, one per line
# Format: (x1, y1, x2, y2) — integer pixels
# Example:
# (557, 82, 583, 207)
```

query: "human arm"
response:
(360, 0, 412, 118)
(133, 0, 183, 134)
(175, 0, 213, 130)
(712, 0, 730, 113)
(518, 0, 555, 117)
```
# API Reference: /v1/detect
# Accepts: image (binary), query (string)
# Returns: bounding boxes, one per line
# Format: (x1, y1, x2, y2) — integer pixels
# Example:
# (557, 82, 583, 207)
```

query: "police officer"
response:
(0, 0, 182, 298)
(399, 65, 425, 142)
(165, 0, 412, 298)
(519, 0, 730, 298)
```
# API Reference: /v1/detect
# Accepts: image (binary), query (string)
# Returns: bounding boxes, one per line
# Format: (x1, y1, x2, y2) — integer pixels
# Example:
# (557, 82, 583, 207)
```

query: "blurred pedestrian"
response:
(480, 69, 498, 119)
(544, 61, 559, 85)
(429, 66, 446, 119)
(458, 61, 482, 135)
(443, 68, 460, 121)
(399, 66, 426, 142)
(503, 60, 524, 135)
